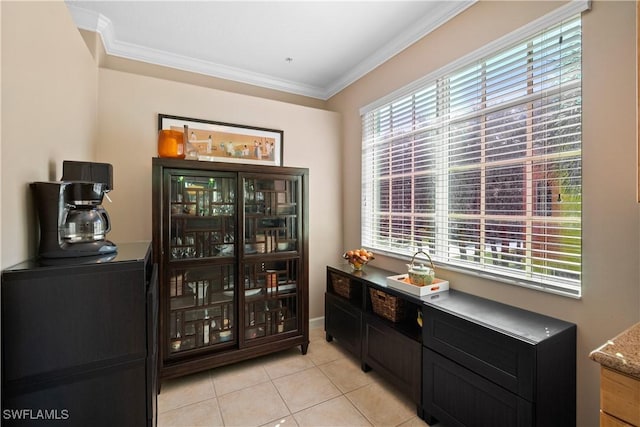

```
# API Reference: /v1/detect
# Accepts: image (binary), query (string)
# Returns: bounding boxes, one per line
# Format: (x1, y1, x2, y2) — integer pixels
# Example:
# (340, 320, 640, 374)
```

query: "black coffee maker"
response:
(32, 161, 117, 258)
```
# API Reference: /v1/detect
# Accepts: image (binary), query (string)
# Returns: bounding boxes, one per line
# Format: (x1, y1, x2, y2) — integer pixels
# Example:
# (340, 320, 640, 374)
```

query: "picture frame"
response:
(158, 114, 283, 166)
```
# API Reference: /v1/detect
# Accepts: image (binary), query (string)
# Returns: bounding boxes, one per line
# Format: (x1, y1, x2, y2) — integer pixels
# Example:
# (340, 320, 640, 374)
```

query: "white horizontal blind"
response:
(362, 16, 582, 296)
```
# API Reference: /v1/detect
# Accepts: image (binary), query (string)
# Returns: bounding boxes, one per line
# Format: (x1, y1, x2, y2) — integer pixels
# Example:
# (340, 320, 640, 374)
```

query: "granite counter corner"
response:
(589, 322, 640, 379)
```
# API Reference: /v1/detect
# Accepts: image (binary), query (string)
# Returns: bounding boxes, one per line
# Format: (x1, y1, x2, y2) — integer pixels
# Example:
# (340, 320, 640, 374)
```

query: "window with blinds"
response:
(361, 16, 582, 296)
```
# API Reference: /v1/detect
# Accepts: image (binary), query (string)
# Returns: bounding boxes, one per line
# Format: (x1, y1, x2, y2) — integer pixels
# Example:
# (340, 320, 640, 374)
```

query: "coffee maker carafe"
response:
(60, 182, 112, 243)
(62, 207, 110, 242)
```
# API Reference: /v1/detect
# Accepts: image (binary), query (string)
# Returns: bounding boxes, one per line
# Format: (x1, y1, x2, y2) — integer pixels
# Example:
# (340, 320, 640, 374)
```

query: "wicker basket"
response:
(369, 288, 406, 322)
(330, 272, 354, 299)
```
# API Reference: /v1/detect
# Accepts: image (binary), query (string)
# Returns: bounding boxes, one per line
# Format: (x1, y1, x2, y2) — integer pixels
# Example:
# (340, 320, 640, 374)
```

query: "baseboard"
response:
(309, 316, 324, 330)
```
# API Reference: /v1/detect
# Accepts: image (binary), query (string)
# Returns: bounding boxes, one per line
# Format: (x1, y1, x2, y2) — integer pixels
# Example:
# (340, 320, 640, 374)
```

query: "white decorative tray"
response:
(386, 274, 449, 296)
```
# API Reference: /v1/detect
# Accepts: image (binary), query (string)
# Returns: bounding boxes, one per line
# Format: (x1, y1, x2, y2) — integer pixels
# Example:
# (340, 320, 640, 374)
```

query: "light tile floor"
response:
(158, 327, 432, 427)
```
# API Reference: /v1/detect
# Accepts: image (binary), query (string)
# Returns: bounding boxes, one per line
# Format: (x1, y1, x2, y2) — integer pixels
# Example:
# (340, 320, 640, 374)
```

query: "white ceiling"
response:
(65, 1, 475, 100)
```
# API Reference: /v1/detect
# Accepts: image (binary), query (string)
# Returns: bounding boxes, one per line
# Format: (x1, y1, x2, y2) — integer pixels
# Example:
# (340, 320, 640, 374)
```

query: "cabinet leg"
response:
(326, 332, 333, 342)
(300, 342, 309, 355)
(416, 405, 427, 420)
(421, 412, 436, 425)
(361, 362, 371, 372)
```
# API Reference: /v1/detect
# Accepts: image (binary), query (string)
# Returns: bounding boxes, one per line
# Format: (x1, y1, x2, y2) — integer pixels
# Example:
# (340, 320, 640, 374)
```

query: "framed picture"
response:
(158, 114, 283, 166)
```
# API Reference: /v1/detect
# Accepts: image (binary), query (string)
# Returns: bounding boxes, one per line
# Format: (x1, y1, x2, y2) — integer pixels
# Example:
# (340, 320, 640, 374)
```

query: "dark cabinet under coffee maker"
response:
(1, 241, 158, 427)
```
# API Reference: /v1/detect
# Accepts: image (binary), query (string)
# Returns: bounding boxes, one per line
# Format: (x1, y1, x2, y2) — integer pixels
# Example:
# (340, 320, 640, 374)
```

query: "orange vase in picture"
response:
(158, 129, 185, 159)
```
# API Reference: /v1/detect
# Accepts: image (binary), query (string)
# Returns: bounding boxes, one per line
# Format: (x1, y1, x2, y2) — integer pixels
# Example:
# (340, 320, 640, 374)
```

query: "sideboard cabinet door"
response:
(363, 315, 421, 403)
(325, 292, 362, 359)
(423, 348, 533, 427)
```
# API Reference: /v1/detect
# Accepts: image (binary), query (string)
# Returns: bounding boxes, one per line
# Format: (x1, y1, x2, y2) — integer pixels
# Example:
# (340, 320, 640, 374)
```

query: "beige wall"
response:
(98, 50, 327, 111)
(1, 0, 98, 267)
(1, 1, 3, 271)
(95, 68, 342, 319)
(327, 1, 639, 426)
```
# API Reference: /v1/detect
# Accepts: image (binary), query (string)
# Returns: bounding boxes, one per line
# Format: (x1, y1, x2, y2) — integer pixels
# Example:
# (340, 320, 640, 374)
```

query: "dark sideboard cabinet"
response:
(1, 241, 158, 427)
(422, 290, 576, 427)
(325, 265, 576, 427)
(326, 265, 425, 409)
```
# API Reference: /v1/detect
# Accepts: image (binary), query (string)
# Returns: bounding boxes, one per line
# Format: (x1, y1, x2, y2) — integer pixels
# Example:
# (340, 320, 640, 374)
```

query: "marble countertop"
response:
(589, 322, 640, 379)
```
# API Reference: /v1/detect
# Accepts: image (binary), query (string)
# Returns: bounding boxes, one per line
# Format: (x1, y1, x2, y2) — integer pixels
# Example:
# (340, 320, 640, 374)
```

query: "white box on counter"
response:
(386, 274, 449, 296)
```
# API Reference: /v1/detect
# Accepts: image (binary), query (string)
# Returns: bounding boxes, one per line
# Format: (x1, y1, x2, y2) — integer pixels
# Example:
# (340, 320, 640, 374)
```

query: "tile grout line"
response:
(268, 373, 295, 423)
(156, 380, 218, 415)
(207, 370, 226, 426)
(264, 338, 348, 426)
(296, 349, 376, 427)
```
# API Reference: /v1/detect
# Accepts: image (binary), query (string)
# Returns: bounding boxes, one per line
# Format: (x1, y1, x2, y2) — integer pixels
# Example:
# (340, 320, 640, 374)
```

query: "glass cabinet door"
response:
(243, 176, 300, 255)
(167, 264, 235, 354)
(242, 259, 299, 342)
(168, 173, 236, 260)
(241, 174, 302, 345)
(165, 172, 237, 356)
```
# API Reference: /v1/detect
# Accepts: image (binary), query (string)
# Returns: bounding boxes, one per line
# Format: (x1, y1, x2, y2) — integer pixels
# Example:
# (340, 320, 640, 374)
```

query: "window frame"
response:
(360, 1, 589, 298)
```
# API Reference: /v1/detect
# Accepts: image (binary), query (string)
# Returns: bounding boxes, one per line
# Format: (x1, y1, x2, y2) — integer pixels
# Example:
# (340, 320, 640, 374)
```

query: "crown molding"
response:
(66, 2, 475, 100)
(323, 0, 476, 99)
(360, 0, 590, 115)
(66, 4, 328, 98)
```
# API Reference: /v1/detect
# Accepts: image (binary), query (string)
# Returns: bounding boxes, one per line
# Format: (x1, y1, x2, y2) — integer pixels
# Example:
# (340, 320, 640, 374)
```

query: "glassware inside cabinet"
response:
(242, 259, 299, 341)
(168, 264, 235, 354)
(243, 177, 299, 255)
(169, 174, 236, 260)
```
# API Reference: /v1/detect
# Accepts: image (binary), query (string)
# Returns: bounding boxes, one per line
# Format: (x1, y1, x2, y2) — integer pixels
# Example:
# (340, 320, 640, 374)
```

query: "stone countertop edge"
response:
(589, 322, 640, 379)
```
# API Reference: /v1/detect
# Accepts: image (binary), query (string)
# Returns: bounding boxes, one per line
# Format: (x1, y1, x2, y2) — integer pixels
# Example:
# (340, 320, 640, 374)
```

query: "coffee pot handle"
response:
(98, 207, 111, 234)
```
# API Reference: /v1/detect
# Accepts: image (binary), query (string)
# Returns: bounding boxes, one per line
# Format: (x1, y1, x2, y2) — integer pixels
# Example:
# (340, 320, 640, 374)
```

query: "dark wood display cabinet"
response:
(152, 158, 309, 384)
(325, 265, 577, 426)
(1, 241, 157, 427)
